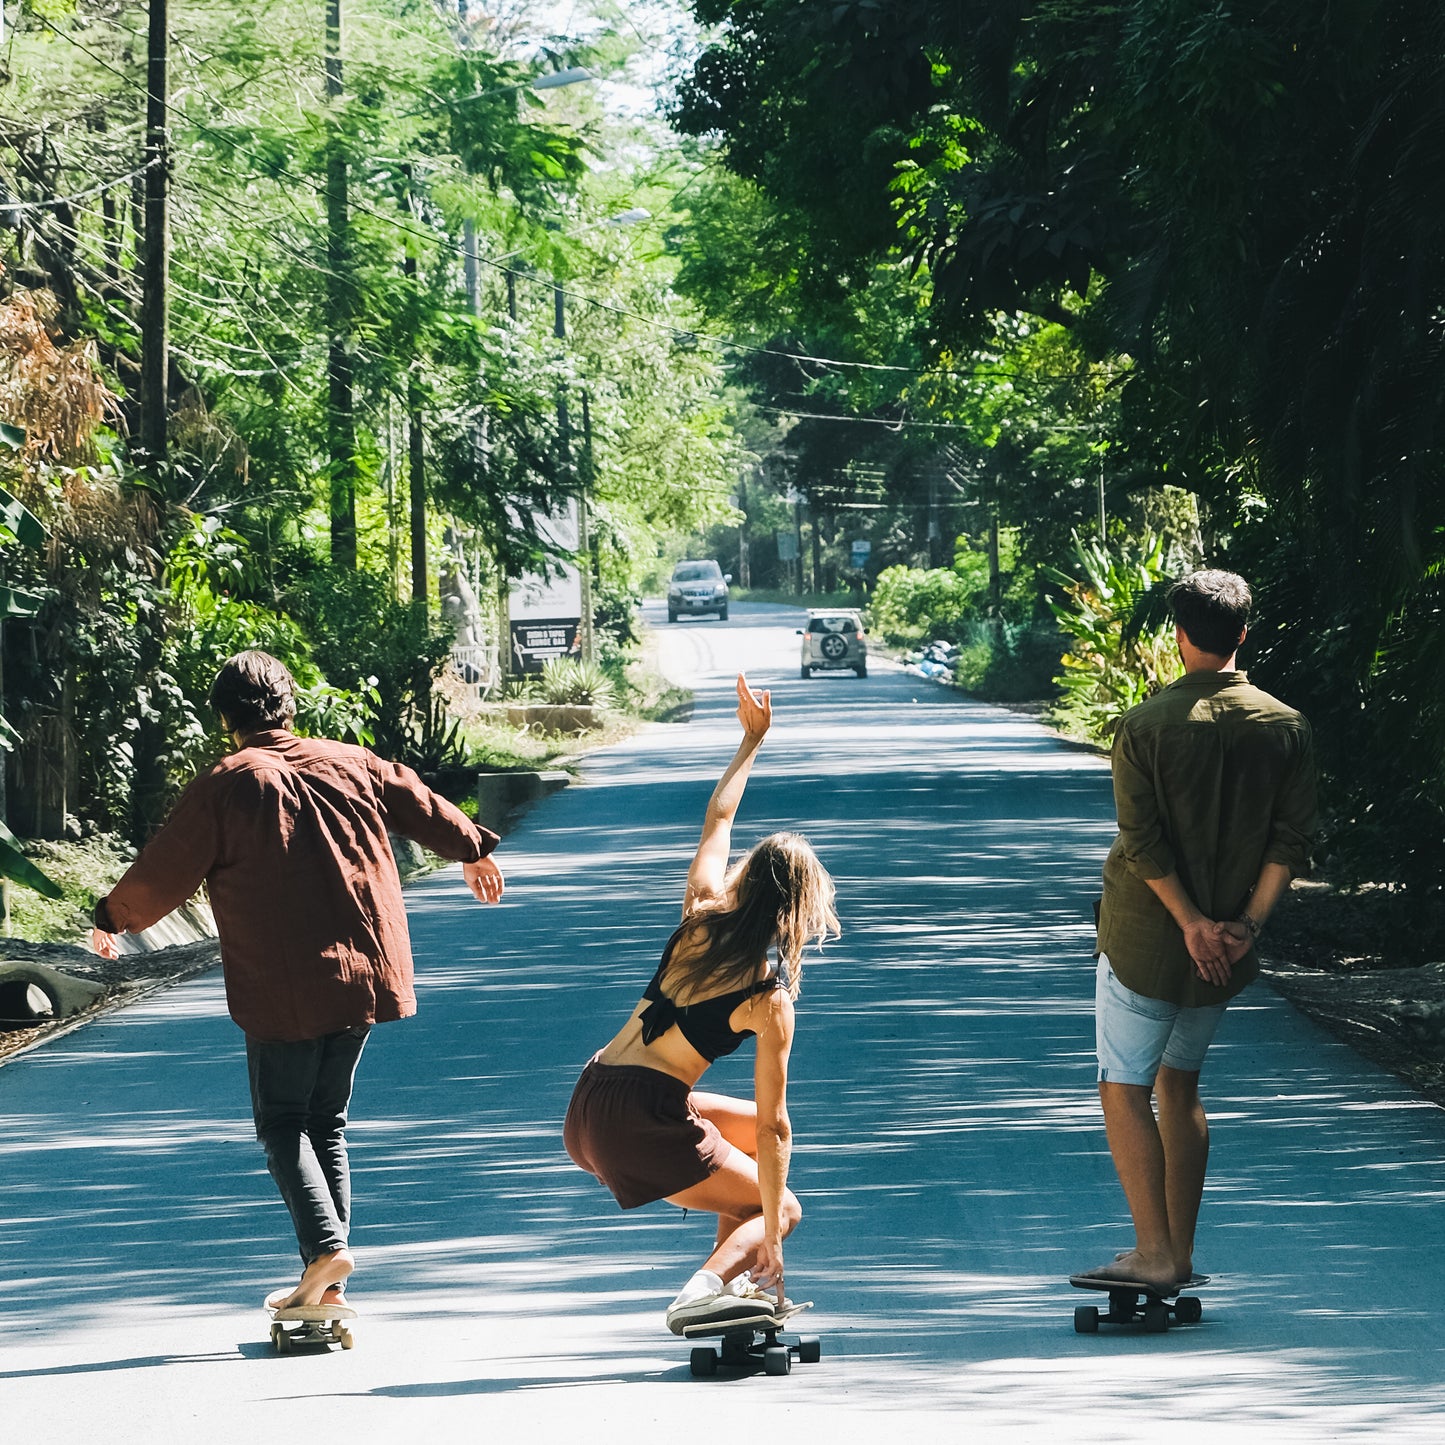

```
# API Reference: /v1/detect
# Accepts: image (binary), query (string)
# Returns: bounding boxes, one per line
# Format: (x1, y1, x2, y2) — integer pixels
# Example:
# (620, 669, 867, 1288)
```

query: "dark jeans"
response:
(246, 1025, 371, 1266)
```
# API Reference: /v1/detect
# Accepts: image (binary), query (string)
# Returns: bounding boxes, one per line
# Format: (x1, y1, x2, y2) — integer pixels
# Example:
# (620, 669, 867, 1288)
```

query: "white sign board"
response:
(508, 500, 583, 673)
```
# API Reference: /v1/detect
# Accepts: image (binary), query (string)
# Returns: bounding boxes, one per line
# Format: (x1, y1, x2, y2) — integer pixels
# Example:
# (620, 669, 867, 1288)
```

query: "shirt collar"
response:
(1167, 668, 1248, 691)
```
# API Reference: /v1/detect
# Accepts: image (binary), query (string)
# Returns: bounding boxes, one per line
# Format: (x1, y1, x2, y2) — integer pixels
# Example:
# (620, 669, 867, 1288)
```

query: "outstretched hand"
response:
(736, 673, 771, 740)
(91, 927, 120, 960)
(463, 856, 505, 904)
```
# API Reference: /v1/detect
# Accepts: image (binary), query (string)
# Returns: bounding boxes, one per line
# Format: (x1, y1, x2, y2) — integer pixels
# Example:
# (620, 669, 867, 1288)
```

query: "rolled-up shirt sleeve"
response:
(98, 774, 222, 934)
(372, 754, 499, 862)
(1112, 722, 1176, 881)
(1264, 720, 1317, 874)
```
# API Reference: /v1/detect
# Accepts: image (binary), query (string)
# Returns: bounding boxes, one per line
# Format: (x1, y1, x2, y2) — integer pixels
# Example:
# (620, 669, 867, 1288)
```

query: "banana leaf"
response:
(0, 817, 64, 900)
(0, 485, 47, 550)
(0, 583, 43, 619)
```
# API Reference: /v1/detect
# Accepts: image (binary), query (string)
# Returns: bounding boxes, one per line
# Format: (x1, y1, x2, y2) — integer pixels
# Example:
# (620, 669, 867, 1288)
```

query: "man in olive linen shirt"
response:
(1081, 571, 1315, 1294)
(91, 651, 505, 1310)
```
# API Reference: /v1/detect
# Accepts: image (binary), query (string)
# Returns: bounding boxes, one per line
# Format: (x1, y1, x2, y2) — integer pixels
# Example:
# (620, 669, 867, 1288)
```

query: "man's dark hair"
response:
(1167, 570, 1252, 657)
(208, 651, 297, 733)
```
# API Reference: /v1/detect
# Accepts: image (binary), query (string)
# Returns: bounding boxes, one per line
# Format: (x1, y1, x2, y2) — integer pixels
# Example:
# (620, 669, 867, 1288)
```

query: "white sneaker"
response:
(665, 1291, 780, 1336)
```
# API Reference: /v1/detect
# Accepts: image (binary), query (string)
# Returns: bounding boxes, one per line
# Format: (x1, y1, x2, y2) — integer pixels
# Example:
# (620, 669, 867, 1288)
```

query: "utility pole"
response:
(325, 0, 357, 568)
(401, 165, 427, 608)
(551, 280, 593, 664)
(737, 469, 750, 588)
(579, 390, 595, 666)
(131, 0, 171, 844)
(793, 492, 804, 596)
(139, 0, 168, 466)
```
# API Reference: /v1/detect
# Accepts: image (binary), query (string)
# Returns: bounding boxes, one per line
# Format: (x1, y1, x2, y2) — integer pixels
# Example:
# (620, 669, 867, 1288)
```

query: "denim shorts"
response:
(1095, 955, 1227, 1085)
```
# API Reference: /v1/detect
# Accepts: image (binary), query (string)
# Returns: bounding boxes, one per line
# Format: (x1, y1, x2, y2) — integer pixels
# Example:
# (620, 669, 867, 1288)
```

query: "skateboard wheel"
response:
(689, 1347, 718, 1377)
(796, 1335, 821, 1364)
(1174, 1296, 1202, 1325)
(337, 1326, 355, 1350)
(763, 1345, 791, 1376)
(1143, 1303, 1169, 1333)
(1074, 1305, 1100, 1334)
(275, 1328, 292, 1354)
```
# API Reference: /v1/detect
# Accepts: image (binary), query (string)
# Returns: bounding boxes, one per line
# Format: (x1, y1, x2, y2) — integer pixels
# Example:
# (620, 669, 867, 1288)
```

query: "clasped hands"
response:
(1183, 916, 1254, 987)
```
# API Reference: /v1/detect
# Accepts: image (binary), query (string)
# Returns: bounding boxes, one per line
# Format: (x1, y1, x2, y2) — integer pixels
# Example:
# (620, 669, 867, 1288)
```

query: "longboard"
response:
(1069, 1274, 1210, 1334)
(682, 1301, 818, 1378)
(267, 1300, 358, 1353)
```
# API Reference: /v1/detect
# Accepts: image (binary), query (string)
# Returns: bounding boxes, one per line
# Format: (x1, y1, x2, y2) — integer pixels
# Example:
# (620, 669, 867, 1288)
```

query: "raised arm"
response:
(682, 674, 771, 918)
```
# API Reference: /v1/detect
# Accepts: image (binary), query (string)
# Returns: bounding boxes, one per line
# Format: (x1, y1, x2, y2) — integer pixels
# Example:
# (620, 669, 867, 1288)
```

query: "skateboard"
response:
(267, 1301, 358, 1353)
(682, 1301, 819, 1377)
(1069, 1274, 1210, 1334)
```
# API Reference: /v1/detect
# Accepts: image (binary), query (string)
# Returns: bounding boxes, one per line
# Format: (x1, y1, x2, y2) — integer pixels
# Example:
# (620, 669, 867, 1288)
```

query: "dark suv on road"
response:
(667, 560, 731, 622)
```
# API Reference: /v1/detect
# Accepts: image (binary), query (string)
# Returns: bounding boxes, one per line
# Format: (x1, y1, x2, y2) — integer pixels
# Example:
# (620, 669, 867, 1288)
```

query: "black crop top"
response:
(639, 925, 784, 1062)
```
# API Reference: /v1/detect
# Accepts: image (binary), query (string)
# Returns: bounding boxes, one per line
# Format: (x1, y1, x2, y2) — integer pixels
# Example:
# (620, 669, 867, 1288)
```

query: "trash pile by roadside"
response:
(906, 639, 959, 681)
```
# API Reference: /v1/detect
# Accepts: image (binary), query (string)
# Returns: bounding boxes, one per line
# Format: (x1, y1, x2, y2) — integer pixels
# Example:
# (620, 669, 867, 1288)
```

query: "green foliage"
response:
(7, 834, 138, 943)
(1045, 531, 1182, 741)
(286, 567, 462, 771)
(539, 657, 615, 709)
(870, 563, 986, 644)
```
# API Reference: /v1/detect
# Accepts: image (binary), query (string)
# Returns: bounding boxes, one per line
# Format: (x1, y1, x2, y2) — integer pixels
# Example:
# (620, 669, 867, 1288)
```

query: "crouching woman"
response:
(564, 674, 838, 1333)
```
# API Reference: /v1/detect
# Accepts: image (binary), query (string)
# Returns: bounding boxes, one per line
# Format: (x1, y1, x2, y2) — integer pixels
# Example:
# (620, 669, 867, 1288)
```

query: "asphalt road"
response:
(2, 602, 1443, 1441)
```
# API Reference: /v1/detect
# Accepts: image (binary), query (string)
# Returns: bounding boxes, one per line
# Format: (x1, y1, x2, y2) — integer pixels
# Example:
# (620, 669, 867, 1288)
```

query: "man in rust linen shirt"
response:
(1078, 572, 1315, 1297)
(92, 651, 504, 1312)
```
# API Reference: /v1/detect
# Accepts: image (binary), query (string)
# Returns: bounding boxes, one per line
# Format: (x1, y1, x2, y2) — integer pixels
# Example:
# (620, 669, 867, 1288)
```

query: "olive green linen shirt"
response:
(1095, 670, 1316, 1007)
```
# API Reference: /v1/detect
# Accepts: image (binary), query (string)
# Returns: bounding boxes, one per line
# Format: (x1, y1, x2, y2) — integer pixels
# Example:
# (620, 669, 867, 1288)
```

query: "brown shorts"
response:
(563, 1056, 731, 1210)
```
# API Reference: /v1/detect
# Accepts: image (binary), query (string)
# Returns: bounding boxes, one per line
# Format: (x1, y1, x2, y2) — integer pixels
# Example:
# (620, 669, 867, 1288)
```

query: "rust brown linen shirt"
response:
(1095, 670, 1316, 1008)
(98, 730, 499, 1043)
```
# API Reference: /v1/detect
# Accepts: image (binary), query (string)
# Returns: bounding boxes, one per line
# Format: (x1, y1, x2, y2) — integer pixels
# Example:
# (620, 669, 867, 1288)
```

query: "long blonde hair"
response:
(669, 832, 839, 1002)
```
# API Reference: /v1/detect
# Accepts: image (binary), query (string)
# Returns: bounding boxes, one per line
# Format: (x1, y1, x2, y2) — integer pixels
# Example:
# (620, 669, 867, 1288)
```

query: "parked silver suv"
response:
(799, 609, 868, 678)
(667, 559, 730, 622)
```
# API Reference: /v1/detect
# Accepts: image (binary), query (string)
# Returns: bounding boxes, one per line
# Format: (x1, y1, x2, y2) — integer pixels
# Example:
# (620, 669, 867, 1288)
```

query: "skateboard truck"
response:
(268, 1302, 357, 1353)
(682, 1303, 820, 1377)
(1069, 1275, 1209, 1335)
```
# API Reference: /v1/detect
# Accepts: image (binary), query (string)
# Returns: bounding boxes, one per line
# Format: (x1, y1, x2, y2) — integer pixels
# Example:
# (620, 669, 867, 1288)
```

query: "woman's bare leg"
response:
(689, 1093, 760, 1248)
(667, 1148, 801, 1284)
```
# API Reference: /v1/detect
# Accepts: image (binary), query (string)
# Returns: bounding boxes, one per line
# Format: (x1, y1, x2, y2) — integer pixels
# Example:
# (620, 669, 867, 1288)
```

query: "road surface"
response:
(2, 602, 1442, 1441)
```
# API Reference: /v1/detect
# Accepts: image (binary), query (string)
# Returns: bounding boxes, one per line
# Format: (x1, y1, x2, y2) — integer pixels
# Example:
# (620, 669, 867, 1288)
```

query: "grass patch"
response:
(730, 587, 862, 609)
(7, 834, 137, 944)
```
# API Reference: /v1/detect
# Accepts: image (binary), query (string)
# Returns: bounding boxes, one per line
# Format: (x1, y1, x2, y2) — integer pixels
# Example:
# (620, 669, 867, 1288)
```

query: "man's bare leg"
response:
(1155, 1065, 1209, 1281)
(1085, 1082, 1177, 1291)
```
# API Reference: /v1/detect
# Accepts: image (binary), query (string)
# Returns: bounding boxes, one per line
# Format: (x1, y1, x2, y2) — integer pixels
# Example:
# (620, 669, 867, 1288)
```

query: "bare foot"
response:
(266, 1248, 354, 1311)
(1080, 1249, 1177, 1293)
(1114, 1248, 1193, 1283)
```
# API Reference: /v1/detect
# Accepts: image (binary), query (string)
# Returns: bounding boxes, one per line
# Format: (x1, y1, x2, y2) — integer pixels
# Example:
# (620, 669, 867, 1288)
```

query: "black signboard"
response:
(509, 618, 580, 674)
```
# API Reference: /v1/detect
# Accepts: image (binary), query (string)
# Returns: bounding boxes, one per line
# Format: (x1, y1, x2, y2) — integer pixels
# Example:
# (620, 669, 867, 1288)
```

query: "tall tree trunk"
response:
(409, 375, 426, 607)
(325, 0, 357, 568)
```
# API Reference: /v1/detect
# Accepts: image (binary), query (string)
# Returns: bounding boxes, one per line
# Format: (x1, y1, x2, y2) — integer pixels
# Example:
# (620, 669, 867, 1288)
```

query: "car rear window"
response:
(809, 616, 856, 632)
(674, 563, 722, 582)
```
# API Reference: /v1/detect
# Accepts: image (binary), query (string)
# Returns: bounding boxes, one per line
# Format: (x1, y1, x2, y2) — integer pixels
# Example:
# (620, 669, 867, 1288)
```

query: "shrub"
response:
(869, 563, 986, 644)
(539, 657, 615, 708)
(1045, 530, 1183, 740)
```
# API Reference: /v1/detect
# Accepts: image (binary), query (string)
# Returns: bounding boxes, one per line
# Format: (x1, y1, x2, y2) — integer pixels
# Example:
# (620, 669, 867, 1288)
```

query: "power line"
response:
(26, 12, 1059, 391)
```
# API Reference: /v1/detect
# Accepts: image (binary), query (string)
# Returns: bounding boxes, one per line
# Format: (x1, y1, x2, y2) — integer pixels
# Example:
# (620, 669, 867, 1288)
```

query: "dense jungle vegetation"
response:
(673, 0, 1445, 951)
(1, 1, 1441, 953)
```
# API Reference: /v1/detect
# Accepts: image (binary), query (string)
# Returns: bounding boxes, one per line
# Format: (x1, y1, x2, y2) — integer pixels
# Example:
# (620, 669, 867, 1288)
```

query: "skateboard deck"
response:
(1069, 1274, 1210, 1334)
(267, 1301, 358, 1353)
(682, 1301, 819, 1378)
